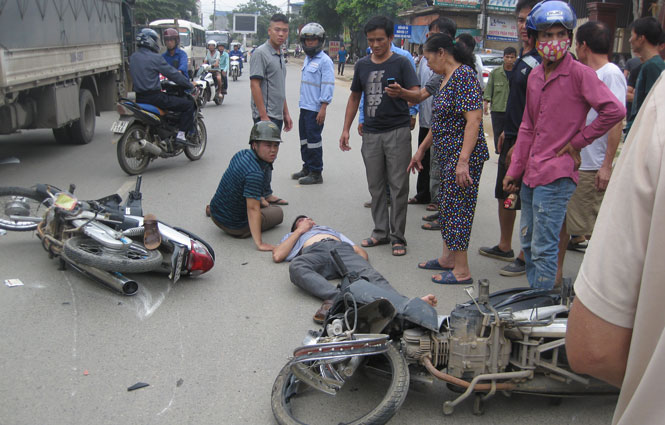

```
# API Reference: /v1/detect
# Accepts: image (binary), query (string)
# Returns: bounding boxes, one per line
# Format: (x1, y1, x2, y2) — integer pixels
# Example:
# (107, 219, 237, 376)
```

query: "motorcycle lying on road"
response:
(271, 250, 617, 425)
(193, 64, 223, 107)
(230, 55, 241, 81)
(112, 80, 207, 175)
(0, 176, 215, 295)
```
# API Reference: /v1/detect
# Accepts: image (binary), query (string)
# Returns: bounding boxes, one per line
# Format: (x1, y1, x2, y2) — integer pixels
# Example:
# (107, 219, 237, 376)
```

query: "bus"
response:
(149, 19, 206, 77)
(205, 30, 231, 49)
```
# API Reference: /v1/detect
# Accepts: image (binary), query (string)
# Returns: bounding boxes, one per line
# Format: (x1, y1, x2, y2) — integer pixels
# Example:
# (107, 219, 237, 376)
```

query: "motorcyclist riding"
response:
(204, 40, 223, 99)
(217, 42, 230, 95)
(162, 28, 189, 77)
(229, 43, 243, 75)
(129, 28, 195, 146)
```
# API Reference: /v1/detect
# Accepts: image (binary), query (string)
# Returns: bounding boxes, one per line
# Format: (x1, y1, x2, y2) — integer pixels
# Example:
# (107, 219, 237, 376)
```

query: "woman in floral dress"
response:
(408, 33, 489, 284)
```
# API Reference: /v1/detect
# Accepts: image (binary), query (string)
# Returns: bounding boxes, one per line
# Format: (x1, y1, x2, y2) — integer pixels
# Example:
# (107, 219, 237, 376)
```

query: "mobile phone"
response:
(386, 77, 396, 85)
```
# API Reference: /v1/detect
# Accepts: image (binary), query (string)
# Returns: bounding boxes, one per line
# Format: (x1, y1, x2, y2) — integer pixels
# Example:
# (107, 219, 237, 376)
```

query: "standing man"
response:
(502, 1, 625, 291)
(625, 17, 665, 134)
(478, 0, 541, 276)
(339, 16, 420, 257)
(207, 121, 284, 252)
(292, 23, 334, 185)
(337, 44, 348, 75)
(556, 21, 626, 283)
(250, 13, 293, 206)
(483, 47, 517, 154)
(217, 43, 229, 95)
(162, 28, 188, 77)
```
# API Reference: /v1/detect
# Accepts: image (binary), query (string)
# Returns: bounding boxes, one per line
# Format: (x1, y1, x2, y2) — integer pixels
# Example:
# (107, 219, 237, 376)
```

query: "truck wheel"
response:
(52, 126, 72, 144)
(69, 89, 96, 145)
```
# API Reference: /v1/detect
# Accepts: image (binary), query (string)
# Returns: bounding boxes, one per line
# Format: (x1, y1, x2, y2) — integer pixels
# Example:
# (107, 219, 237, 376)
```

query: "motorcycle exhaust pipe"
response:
(63, 257, 139, 295)
(138, 139, 163, 156)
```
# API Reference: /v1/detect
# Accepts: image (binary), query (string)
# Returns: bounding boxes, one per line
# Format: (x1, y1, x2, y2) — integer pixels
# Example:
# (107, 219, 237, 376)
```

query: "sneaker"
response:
(499, 258, 526, 276)
(478, 245, 515, 261)
(299, 172, 323, 185)
(291, 168, 309, 180)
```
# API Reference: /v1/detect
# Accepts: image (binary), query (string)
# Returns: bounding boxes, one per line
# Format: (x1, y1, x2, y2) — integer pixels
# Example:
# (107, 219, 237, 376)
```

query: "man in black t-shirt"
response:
(339, 16, 420, 257)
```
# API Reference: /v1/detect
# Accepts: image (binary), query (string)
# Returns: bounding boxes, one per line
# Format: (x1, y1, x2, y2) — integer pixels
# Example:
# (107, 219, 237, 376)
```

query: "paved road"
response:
(0, 61, 615, 424)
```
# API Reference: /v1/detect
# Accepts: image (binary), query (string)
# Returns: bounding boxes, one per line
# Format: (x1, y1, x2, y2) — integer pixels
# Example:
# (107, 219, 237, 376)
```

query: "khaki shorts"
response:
(566, 170, 605, 236)
(210, 205, 283, 238)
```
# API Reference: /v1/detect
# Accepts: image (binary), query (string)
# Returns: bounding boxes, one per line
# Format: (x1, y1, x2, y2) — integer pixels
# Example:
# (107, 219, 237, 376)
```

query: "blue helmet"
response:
(137, 28, 160, 53)
(526, 0, 577, 32)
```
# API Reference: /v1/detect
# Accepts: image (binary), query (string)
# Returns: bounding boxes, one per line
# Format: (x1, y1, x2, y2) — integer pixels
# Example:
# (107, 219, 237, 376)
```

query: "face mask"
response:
(537, 39, 570, 62)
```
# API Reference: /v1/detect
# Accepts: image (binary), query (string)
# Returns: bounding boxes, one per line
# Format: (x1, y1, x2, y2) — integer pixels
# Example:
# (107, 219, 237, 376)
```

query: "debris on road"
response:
(4, 278, 24, 287)
(127, 382, 149, 391)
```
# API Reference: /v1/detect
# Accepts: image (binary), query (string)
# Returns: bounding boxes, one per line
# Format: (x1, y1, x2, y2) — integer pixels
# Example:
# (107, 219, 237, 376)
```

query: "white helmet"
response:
(207, 40, 217, 48)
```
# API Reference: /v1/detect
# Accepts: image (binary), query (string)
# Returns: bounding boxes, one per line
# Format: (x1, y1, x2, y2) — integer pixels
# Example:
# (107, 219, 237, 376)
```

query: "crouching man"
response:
(207, 121, 284, 251)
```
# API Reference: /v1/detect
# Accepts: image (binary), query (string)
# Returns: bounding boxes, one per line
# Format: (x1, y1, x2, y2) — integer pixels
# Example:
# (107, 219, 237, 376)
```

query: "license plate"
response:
(111, 120, 129, 133)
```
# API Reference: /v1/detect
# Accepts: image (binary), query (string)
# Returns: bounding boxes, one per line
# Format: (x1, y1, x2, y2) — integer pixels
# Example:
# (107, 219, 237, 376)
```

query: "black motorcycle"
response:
(112, 81, 207, 175)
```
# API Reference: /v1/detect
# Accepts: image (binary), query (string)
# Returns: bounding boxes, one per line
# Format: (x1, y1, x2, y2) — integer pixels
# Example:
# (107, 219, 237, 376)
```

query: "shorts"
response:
(566, 170, 604, 236)
(494, 136, 520, 209)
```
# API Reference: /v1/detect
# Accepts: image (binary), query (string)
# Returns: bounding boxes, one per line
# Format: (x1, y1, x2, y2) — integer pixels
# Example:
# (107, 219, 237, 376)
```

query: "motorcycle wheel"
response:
(232, 71, 237, 82)
(203, 88, 211, 107)
(117, 123, 151, 175)
(185, 118, 207, 161)
(63, 236, 163, 273)
(0, 187, 49, 232)
(271, 343, 409, 425)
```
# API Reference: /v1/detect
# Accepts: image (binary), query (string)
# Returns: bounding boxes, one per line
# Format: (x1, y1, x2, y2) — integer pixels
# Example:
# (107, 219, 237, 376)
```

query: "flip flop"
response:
(432, 271, 473, 285)
(391, 242, 407, 256)
(422, 222, 442, 231)
(268, 198, 289, 206)
(361, 237, 390, 247)
(418, 259, 453, 271)
(426, 203, 438, 211)
(143, 214, 161, 251)
(422, 213, 439, 222)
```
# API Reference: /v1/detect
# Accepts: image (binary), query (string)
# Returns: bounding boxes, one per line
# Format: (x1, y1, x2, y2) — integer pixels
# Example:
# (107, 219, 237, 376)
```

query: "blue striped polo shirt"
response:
(210, 149, 269, 229)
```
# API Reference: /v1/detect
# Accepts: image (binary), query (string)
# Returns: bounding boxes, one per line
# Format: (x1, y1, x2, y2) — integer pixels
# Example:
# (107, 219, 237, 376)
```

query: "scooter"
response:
(230, 55, 241, 81)
(193, 64, 221, 107)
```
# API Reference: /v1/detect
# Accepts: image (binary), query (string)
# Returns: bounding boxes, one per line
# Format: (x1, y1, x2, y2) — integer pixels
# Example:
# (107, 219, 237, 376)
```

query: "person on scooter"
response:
(162, 28, 188, 77)
(206, 121, 285, 251)
(204, 40, 223, 99)
(230, 43, 244, 75)
(217, 43, 229, 95)
(130, 28, 195, 146)
(272, 215, 438, 324)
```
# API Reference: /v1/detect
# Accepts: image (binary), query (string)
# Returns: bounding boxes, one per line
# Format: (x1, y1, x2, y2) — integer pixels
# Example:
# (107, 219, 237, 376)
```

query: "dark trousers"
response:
(415, 127, 431, 203)
(338, 61, 346, 75)
(298, 109, 324, 172)
(490, 111, 506, 154)
(253, 116, 283, 196)
(137, 91, 195, 133)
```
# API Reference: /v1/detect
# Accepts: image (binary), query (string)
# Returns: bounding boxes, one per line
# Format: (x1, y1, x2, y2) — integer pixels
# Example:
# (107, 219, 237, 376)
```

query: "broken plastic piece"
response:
(127, 382, 149, 391)
(83, 370, 89, 376)
(4, 279, 24, 287)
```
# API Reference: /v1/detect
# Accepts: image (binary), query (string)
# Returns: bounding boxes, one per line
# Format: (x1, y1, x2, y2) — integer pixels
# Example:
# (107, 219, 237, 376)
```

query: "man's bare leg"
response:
(498, 199, 516, 252)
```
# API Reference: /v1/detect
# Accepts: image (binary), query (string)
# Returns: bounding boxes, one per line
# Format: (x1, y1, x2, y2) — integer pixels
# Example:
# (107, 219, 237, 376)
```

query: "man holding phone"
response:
(339, 15, 420, 257)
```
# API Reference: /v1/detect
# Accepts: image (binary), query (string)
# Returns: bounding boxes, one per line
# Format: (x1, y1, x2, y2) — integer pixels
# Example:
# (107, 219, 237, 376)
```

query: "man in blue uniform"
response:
(162, 28, 189, 77)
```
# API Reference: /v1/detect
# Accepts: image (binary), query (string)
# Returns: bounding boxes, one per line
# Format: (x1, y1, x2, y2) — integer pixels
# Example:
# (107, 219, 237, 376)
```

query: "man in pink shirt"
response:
(502, 1, 625, 290)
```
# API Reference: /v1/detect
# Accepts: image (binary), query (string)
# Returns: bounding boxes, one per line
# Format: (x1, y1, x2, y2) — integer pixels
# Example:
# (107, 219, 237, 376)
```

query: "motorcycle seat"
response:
(136, 103, 166, 116)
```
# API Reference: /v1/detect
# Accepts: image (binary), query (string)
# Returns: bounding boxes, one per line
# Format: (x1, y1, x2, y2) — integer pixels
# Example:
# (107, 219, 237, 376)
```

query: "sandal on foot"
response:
(421, 222, 442, 231)
(567, 240, 587, 252)
(422, 213, 439, 222)
(391, 242, 407, 256)
(408, 197, 427, 205)
(268, 197, 289, 206)
(432, 271, 473, 285)
(418, 259, 452, 271)
(361, 237, 390, 248)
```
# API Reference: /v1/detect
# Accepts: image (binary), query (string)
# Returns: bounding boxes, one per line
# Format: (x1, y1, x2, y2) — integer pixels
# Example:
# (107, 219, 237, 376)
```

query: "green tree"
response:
(227, 0, 282, 42)
(301, 0, 343, 38)
(133, 0, 200, 25)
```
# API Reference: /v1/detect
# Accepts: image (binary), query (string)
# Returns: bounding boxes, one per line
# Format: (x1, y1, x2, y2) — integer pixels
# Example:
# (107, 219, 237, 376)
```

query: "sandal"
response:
(268, 197, 289, 206)
(432, 271, 473, 285)
(361, 237, 390, 248)
(408, 197, 427, 205)
(391, 242, 407, 256)
(418, 259, 453, 271)
(422, 213, 439, 222)
(421, 222, 441, 231)
(426, 203, 437, 211)
(143, 214, 161, 250)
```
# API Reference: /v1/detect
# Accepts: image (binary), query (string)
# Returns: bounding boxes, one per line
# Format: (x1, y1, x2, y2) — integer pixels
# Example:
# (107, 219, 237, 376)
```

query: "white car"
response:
(478, 53, 504, 87)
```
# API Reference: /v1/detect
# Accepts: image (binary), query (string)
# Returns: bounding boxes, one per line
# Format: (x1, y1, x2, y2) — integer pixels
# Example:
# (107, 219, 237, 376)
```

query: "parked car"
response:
(478, 52, 504, 87)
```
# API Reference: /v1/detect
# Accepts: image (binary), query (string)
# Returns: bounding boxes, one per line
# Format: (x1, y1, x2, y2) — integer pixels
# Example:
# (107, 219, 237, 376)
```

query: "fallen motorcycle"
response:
(271, 250, 616, 424)
(0, 176, 214, 295)
(112, 79, 207, 175)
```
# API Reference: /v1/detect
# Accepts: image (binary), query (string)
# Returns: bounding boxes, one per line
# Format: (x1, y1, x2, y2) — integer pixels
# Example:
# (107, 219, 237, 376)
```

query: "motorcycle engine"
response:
(402, 328, 448, 368)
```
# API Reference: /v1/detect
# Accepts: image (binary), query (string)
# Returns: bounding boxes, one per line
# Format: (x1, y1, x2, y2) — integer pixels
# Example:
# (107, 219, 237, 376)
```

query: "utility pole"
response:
(213, 0, 216, 30)
(481, 0, 488, 51)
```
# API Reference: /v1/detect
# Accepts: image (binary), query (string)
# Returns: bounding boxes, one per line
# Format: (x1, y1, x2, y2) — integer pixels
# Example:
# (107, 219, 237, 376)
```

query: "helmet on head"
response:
(207, 40, 217, 48)
(249, 121, 282, 144)
(299, 22, 326, 57)
(137, 28, 160, 53)
(526, 0, 577, 32)
(163, 28, 179, 47)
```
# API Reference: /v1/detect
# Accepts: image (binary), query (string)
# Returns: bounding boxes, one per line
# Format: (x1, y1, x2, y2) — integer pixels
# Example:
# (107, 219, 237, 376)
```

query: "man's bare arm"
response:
(272, 218, 315, 263)
(247, 198, 274, 251)
(250, 79, 269, 121)
(596, 122, 623, 191)
(566, 299, 632, 388)
(353, 245, 368, 260)
(339, 91, 362, 151)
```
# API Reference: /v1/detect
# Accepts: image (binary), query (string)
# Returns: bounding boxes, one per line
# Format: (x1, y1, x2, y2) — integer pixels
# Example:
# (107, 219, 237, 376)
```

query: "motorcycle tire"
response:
(232, 71, 237, 82)
(271, 343, 409, 425)
(63, 236, 163, 273)
(203, 88, 211, 107)
(117, 123, 151, 175)
(185, 118, 207, 161)
(0, 187, 50, 232)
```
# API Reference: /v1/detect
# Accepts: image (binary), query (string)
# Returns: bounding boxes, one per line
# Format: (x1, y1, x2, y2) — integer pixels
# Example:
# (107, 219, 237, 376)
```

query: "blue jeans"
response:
(520, 178, 576, 290)
(298, 109, 324, 172)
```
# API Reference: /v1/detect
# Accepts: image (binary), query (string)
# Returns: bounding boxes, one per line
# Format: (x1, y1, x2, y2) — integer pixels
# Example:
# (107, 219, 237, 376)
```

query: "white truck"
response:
(0, 0, 134, 144)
